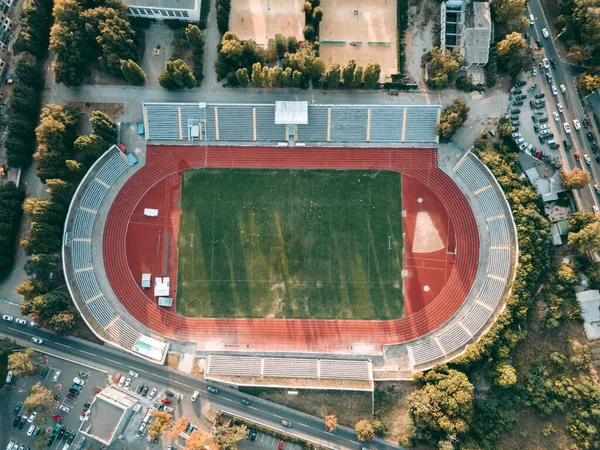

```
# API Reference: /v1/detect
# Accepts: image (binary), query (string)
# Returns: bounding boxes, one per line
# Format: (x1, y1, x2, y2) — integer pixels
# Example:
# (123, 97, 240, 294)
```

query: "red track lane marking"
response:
(102, 146, 480, 352)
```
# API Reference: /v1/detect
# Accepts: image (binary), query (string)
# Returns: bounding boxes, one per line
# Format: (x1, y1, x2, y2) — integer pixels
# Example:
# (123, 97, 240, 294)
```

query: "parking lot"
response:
(507, 55, 598, 173)
(1, 353, 108, 450)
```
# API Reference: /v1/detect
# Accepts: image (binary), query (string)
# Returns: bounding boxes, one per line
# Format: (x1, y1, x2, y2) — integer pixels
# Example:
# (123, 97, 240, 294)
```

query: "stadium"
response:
(62, 101, 517, 388)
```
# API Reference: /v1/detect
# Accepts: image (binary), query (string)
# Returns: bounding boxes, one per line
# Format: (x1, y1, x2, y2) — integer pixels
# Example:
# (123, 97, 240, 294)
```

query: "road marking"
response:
(9, 328, 30, 336)
(222, 397, 233, 402)
(170, 380, 193, 388)
(54, 342, 72, 349)
(298, 423, 310, 428)
(248, 406, 258, 410)
(152, 374, 169, 381)
(78, 350, 97, 357)
(350, 441, 360, 445)
(273, 414, 284, 419)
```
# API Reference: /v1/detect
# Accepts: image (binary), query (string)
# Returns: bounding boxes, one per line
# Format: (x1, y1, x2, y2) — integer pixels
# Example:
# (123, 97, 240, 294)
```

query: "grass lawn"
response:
(176, 169, 403, 320)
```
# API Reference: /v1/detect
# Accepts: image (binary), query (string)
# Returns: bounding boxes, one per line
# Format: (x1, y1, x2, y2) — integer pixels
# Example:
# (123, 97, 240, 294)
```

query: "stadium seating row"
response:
(407, 153, 514, 369)
(68, 150, 139, 350)
(206, 355, 371, 381)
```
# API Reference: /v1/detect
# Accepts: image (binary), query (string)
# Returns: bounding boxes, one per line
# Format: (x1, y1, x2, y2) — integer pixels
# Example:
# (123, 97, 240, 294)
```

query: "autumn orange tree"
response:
(562, 168, 591, 190)
(168, 418, 189, 441)
(324, 415, 338, 432)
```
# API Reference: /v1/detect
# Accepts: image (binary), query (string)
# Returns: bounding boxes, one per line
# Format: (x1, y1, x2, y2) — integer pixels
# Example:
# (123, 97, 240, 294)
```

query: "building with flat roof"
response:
(79, 385, 139, 446)
(125, 0, 200, 21)
(441, 0, 492, 71)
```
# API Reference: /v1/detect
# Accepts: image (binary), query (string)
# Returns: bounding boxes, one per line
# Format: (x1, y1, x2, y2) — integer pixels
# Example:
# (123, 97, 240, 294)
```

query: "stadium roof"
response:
(275, 101, 308, 124)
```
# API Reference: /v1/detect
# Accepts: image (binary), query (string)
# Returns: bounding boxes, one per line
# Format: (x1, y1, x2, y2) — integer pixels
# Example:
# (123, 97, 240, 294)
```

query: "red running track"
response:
(103, 146, 479, 353)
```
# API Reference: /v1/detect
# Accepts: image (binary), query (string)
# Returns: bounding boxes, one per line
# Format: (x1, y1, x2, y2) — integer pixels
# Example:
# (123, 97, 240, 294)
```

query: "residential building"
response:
(125, 0, 200, 21)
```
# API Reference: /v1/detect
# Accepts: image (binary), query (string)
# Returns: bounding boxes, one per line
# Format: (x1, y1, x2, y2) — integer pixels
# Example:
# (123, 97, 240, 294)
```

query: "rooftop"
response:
(125, 0, 196, 10)
(463, 1, 491, 65)
(518, 153, 566, 202)
(577, 290, 600, 339)
(80, 386, 138, 445)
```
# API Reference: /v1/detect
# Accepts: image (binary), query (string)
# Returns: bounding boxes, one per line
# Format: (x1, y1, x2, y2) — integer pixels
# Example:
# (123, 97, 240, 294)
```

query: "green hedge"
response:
(396, 0, 408, 74)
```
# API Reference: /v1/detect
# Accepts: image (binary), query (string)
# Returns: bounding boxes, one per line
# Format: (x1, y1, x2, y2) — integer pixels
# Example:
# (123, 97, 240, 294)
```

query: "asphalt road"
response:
(528, 0, 599, 211)
(0, 321, 402, 450)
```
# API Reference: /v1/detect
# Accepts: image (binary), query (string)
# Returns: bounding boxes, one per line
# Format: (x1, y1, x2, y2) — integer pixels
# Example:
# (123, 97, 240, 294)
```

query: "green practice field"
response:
(176, 169, 403, 320)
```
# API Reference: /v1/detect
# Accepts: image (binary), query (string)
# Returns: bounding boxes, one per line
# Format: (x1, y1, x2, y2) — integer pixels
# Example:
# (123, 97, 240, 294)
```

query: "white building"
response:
(79, 386, 139, 446)
(126, 0, 200, 21)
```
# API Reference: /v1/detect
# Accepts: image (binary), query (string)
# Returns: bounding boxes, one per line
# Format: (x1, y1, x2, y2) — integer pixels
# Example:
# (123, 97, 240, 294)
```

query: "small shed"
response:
(141, 273, 151, 289)
(144, 208, 158, 217)
(154, 277, 170, 297)
(157, 297, 173, 307)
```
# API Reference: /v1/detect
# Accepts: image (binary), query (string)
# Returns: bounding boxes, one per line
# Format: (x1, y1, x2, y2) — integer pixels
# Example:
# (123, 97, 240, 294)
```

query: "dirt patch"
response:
(70, 102, 125, 135)
(191, 357, 206, 379)
(85, 67, 128, 86)
(238, 387, 373, 427)
(404, 0, 435, 87)
(166, 353, 182, 370)
(374, 381, 416, 443)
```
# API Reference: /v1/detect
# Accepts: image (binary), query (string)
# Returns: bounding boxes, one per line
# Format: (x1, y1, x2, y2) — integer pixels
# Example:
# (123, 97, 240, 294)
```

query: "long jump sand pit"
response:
(229, 0, 305, 46)
(320, 0, 397, 81)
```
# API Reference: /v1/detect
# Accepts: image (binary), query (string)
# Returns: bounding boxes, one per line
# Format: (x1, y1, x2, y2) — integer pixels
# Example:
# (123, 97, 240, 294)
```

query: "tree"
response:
(324, 415, 338, 432)
(425, 47, 462, 89)
(342, 59, 356, 87)
(236, 68, 250, 87)
(120, 59, 146, 85)
(274, 34, 288, 59)
(21, 291, 74, 332)
(491, 0, 526, 23)
(14, 0, 53, 57)
(186, 24, 205, 48)
(362, 63, 381, 88)
(0, 337, 18, 355)
(498, 117, 515, 138)
(168, 418, 189, 441)
(493, 362, 517, 387)
(568, 45, 592, 64)
(16, 278, 50, 302)
(562, 168, 591, 189)
(407, 368, 474, 444)
(496, 32, 530, 76)
(577, 73, 600, 93)
(437, 99, 470, 141)
(268, 66, 284, 87)
(159, 59, 196, 90)
(0, 182, 24, 278)
(352, 66, 363, 88)
(24, 383, 56, 416)
(325, 63, 341, 88)
(251, 63, 264, 87)
(66, 160, 86, 174)
(148, 410, 173, 439)
(292, 70, 302, 87)
(187, 430, 213, 450)
(312, 6, 324, 24)
(15, 56, 44, 89)
(74, 134, 107, 158)
(569, 221, 600, 252)
(49, 311, 76, 335)
(215, 424, 247, 450)
(355, 420, 375, 441)
(303, 25, 316, 41)
(216, 0, 230, 34)
(90, 111, 117, 143)
(8, 349, 38, 376)
(24, 254, 61, 282)
(570, 211, 599, 233)
(282, 67, 293, 86)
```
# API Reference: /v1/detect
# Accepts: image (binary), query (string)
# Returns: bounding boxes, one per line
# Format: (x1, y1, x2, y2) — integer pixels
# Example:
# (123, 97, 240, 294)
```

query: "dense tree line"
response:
(14, 0, 54, 57)
(560, 0, 600, 66)
(33, 104, 80, 183)
(216, 0, 230, 35)
(5, 56, 44, 168)
(49, 0, 144, 86)
(0, 183, 25, 279)
(301, 0, 323, 42)
(324, 59, 381, 89)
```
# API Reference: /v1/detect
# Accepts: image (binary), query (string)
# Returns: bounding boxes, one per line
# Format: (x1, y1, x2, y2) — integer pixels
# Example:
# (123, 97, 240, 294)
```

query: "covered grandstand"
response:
(142, 102, 441, 144)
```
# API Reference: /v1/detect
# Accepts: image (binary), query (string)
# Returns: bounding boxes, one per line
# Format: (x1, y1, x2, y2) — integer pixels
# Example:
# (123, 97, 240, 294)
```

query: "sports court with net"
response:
(320, 0, 398, 81)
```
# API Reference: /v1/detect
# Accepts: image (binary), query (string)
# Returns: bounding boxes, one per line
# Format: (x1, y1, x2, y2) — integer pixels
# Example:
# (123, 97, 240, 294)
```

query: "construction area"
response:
(228, 0, 305, 46)
(319, 0, 398, 81)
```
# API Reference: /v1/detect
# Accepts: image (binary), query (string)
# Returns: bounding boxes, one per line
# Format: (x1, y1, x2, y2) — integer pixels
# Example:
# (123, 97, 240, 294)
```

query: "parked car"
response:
(18, 417, 27, 430)
(542, 58, 550, 69)
(57, 428, 65, 441)
(536, 38, 543, 48)
(512, 132, 522, 139)
(549, 142, 560, 149)
(13, 416, 21, 427)
(585, 154, 592, 165)
(2, 314, 13, 321)
(539, 117, 549, 123)
(517, 94, 527, 100)
(542, 28, 550, 38)
(511, 121, 520, 126)
(540, 124, 550, 130)
(15, 318, 27, 325)
(52, 370, 61, 383)
(531, 115, 538, 123)
(118, 376, 126, 387)
(513, 89, 522, 95)
(53, 416, 63, 421)
(136, 384, 144, 395)
(72, 377, 85, 386)
(529, 99, 535, 109)
(124, 378, 132, 389)
(510, 108, 521, 114)
(512, 100, 524, 106)
(534, 125, 539, 133)
(70, 384, 83, 391)
(510, 115, 519, 121)
(534, 93, 545, 99)
(59, 405, 70, 413)
(583, 118, 590, 128)
(515, 80, 527, 87)
(587, 131, 595, 142)
(592, 142, 599, 153)
(27, 412, 37, 423)
(147, 388, 157, 400)
(141, 386, 149, 397)
(27, 425, 36, 437)
(39, 367, 49, 379)
(191, 391, 199, 402)
(13, 402, 23, 416)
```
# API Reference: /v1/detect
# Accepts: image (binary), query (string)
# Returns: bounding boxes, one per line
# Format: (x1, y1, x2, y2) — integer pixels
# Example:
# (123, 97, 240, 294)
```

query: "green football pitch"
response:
(176, 168, 403, 320)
